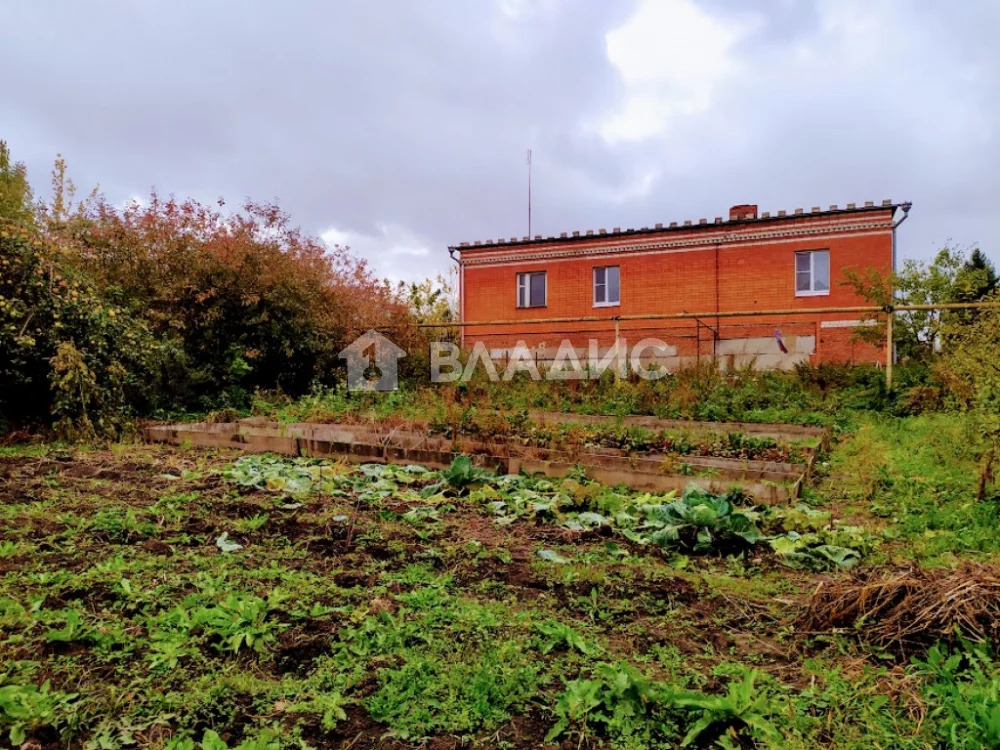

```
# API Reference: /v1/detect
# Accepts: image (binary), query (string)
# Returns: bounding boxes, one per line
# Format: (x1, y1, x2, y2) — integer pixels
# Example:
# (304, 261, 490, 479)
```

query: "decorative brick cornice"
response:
(460, 218, 894, 267)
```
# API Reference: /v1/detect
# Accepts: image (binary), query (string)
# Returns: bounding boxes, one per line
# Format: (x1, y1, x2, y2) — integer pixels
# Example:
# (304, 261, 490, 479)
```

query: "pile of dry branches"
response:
(800, 563, 1000, 653)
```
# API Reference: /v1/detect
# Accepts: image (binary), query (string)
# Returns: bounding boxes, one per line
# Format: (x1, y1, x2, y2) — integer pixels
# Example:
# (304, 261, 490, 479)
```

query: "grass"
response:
(820, 412, 999, 563)
(1, 407, 998, 748)
(229, 362, 934, 431)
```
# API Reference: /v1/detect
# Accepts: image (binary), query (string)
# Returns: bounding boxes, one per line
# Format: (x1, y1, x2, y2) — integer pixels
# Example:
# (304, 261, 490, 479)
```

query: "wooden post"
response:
(613, 317, 621, 382)
(885, 310, 893, 391)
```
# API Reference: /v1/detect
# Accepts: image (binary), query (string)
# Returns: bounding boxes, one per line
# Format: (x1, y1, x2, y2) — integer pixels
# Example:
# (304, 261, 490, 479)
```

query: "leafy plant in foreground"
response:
(673, 668, 781, 747)
(0, 681, 79, 746)
(366, 644, 538, 738)
(912, 641, 1000, 749)
(769, 533, 862, 571)
(165, 728, 281, 750)
(191, 592, 286, 654)
(546, 664, 786, 748)
(546, 662, 679, 745)
(534, 619, 598, 655)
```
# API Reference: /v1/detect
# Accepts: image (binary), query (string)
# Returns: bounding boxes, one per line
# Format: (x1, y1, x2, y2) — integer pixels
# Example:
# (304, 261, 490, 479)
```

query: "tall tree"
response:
(843, 246, 997, 362)
(0, 141, 34, 226)
(843, 247, 966, 362)
(941, 295, 1000, 500)
(953, 248, 998, 302)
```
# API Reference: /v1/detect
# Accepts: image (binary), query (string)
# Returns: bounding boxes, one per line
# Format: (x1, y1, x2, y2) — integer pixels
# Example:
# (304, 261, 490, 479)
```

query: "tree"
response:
(953, 248, 998, 302)
(939, 294, 1000, 500)
(397, 273, 456, 324)
(2, 140, 425, 430)
(842, 247, 991, 363)
(69, 193, 408, 407)
(0, 141, 34, 227)
(0, 219, 157, 436)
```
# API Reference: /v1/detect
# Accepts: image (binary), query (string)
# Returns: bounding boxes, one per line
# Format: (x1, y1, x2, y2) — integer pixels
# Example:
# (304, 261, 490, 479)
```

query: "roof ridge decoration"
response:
(460, 215, 897, 267)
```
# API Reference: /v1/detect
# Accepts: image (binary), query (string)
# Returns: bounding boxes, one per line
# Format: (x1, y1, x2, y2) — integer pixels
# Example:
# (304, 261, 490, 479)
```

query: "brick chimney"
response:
(729, 204, 758, 221)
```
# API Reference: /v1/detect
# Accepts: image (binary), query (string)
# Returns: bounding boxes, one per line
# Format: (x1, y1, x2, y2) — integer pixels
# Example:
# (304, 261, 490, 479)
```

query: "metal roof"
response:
(452, 200, 910, 252)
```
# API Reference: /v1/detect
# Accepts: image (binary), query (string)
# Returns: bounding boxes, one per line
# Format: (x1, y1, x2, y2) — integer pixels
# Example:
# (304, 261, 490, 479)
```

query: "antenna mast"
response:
(526, 149, 532, 237)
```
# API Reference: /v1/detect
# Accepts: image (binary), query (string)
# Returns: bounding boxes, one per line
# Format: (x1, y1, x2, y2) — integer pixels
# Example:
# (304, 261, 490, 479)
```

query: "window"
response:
(516, 271, 546, 308)
(593, 266, 620, 307)
(795, 250, 830, 296)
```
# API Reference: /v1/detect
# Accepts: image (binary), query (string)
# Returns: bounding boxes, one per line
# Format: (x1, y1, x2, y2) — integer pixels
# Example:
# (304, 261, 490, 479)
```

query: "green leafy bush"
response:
(165, 729, 282, 750)
(674, 668, 781, 747)
(621, 488, 763, 554)
(0, 222, 158, 437)
(190, 592, 286, 654)
(367, 645, 538, 738)
(534, 619, 598, 655)
(546, 662, 675, 745)
(913, 641, 1000, 749)
(439, 454, 493, 491)
(0, 681, 79, 746)
(546, 663, 785, 748)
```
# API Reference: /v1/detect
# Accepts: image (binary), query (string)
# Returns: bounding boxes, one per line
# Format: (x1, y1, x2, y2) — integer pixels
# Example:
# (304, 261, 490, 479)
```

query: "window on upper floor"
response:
(593, 266, 620, 307)
(516, 271, 546, 308)
(795, 250, 830, 296)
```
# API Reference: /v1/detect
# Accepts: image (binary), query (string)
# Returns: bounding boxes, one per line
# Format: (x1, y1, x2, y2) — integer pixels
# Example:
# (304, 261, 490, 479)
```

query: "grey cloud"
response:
(1, 0, 996, 282)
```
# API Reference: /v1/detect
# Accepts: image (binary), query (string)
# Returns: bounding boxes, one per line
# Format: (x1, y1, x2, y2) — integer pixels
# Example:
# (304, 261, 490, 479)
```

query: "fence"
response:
(412, 302, 999, 389)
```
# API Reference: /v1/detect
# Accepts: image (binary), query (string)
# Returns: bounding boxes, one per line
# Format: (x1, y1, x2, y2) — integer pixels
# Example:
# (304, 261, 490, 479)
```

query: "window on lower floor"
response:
(516, 271, 546, 308)
(593, 265, 620, 306)
(795, 250, 830, 296)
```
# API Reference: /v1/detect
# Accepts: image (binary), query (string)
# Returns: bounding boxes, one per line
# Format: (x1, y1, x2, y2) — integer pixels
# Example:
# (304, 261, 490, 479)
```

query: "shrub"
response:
(1, 142, 428, 431)
(913, 641, 1000, 749)
(0, 221, 158, 436)
(73, 194, 408, 409)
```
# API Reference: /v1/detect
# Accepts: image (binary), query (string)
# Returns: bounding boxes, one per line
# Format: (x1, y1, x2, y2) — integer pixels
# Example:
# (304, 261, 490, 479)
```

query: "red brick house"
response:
(450, 200, 911, 369)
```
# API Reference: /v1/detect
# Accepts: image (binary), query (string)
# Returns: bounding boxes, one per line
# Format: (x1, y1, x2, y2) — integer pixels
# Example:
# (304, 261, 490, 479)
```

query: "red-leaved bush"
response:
(69, 193, 411, 409)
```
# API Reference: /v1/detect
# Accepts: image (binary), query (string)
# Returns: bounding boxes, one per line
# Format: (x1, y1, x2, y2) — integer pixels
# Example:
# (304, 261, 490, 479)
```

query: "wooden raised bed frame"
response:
(146, 415, 824, 503)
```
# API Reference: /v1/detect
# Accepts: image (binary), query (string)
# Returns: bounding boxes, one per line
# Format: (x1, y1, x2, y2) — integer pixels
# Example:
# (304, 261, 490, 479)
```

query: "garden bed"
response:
(146, 414, 823, 502)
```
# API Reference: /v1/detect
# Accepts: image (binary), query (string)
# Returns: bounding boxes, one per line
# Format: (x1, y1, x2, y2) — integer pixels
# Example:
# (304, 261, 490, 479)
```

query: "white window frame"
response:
(516, 270, 547, 308)
(593, 265, 620, 308)
(794, 249, 831, 297)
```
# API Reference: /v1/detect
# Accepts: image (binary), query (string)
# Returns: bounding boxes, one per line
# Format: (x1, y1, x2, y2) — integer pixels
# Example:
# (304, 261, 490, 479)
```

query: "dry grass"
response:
(801, 563, 1000, 653)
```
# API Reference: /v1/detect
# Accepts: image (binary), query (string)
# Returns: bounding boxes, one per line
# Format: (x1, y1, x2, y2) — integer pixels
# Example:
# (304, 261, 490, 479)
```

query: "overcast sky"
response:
(2, 0, 997, 282)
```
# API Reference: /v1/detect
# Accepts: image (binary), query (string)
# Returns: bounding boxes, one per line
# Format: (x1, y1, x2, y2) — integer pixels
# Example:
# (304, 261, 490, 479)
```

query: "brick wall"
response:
(458, 206, 894, 365)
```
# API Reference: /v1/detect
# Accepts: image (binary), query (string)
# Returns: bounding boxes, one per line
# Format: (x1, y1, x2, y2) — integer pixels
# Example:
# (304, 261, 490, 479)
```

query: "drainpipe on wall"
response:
(447, 247, 464, 349)
(889, 202, 913, 366)
(714, 241, 721, 361)
(891, 202, 912, 281)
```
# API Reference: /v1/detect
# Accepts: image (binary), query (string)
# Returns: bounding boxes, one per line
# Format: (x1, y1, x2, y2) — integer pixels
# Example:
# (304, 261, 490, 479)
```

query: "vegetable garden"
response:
(3, 141, 1000, 749)
(2, 406, 999, 749)
(146, 411, 821, 503)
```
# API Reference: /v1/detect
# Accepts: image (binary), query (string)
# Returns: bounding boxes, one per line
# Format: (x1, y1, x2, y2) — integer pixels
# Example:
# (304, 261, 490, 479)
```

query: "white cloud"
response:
(321, 222, 432, 283)
(562, 165, 661, 206)
(319, 227, 350, 247)
(4, 0, 997, 273)
(596, 0, 761, 144)
(119, 194, 148, 209)
(495, 0, 560, 21)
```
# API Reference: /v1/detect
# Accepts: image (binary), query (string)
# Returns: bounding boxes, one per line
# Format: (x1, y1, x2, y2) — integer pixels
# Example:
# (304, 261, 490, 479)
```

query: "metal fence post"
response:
(696, 319, 701, 366)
